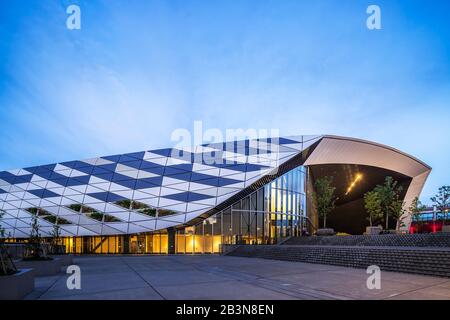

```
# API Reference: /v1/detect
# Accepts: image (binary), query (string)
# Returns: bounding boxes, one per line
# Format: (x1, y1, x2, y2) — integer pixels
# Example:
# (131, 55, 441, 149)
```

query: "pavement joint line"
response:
(33, 272, 66, 300)
(38, 284, 156, 300)
(381, 278, 450, 300)
(23, 255, 450, 300)
(248, 277, 350, 300)
(179, 257, 348, 300)
(260, 270, 369, 300)
(163, 256, 318, 299)
(118, 256, 167, 300)
(149, 276, 316, 300)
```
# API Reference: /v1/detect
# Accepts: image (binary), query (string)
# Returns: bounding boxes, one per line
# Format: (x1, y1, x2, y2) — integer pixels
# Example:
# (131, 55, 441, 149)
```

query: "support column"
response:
(306, 166, 318, 234)
(123, 236, 130, 254)
(168, 227, 176, 254)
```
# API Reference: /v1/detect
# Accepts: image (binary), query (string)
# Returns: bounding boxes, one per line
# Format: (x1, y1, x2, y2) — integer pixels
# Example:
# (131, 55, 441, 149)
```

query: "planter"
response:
(50, 254, 73, 266)
(15, 258, 62, 276)
(316, 228, 335, 236)
(0, 269, 35, 300)
(366, 226, 383, 235)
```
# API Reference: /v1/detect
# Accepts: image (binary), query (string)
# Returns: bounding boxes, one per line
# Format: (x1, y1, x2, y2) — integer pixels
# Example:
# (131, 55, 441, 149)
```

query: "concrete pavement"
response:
(24, 255, 450, 300)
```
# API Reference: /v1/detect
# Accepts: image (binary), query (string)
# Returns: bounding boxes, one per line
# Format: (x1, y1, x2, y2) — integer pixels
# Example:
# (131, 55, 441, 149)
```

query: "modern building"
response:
(0, 135, 431, 254)
(410, 207, 450, 234)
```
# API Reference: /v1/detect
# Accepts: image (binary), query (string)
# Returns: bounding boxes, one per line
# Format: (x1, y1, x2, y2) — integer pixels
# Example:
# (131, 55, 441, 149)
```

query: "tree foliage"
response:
(431, 186, 450, 225)
(364, 190, 383, 226)
(373, 176, 403, 230)
(391, 194, 406, 229)
(0, 210, 17, 275)
(25, 211, 47, 259)
(409, 196, 426, 230)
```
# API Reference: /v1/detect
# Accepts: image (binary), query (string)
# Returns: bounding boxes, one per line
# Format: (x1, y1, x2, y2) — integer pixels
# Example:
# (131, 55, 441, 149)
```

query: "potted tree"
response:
(0, 210, 35, 299)
(364, 190, 383, 235)
(314, 176, 336, 236)
(373, 176, 403, 233)
(50, 224, 73, 266)
(16, 211, 62, 276)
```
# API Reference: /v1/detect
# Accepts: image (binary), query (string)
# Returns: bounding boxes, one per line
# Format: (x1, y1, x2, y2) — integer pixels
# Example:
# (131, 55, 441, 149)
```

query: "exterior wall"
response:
(175, 166, 308, 253)
(0, 135, 318, 239)
(61, 233, 169, 254)
(20, 165, 307, 254)
(305, 166, 318, 232)
(399, 170, 431, 231)
(0, 135, 432, 247)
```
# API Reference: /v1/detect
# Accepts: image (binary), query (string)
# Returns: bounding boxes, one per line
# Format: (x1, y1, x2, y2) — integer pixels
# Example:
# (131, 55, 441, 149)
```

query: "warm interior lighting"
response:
(345, 174, 362, 195)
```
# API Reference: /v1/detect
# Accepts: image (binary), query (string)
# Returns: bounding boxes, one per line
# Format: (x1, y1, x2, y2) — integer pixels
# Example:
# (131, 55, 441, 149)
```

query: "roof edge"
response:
(319, 135, 432, 171)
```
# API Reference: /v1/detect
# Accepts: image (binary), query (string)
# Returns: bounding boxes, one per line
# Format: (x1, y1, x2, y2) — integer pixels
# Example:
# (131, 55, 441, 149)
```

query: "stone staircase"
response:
(226, 234, 450, 278)
(283, 233, 450, 247)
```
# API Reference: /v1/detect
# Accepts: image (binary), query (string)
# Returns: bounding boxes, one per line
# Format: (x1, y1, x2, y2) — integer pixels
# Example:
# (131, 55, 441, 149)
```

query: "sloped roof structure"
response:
(0, 135, 431, 237)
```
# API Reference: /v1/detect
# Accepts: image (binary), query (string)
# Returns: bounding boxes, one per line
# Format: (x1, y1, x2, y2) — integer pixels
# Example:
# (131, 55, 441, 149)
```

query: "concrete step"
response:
(283, 233, 450, 247)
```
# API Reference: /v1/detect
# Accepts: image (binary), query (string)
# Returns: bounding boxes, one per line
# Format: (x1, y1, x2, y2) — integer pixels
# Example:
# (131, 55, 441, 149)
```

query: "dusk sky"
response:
(0, 0, 449, 203)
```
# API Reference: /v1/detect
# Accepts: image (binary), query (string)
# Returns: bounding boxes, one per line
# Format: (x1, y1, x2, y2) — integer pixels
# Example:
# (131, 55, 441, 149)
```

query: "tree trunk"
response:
(324, 214, 326, 229)
(386, 213, 389, 230)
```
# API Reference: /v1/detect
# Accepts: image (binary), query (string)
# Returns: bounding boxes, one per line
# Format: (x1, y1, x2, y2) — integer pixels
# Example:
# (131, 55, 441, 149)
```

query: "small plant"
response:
(336, 232, 351, 236)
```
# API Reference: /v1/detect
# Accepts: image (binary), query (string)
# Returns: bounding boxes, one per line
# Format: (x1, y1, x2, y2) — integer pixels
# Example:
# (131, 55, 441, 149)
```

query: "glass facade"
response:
(61, 232, 168, 254)
(175, 166, 307, 253)
(8, 166, 307, 255)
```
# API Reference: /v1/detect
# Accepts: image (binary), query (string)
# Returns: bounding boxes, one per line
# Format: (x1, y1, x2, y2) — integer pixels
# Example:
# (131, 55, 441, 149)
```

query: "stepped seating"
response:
(282, 233, 450, 247)
(227, 245, 450, 277)
(226, 234, 450, 278)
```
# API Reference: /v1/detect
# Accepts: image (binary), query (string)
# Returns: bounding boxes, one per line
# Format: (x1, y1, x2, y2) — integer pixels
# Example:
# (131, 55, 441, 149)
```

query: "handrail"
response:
(304, 216, 318, 233)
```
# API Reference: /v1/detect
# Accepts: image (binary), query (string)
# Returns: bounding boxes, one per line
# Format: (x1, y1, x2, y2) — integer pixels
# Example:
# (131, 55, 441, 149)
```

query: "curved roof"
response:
(305, 135, 431, 177)
(0, 135, 430, 237)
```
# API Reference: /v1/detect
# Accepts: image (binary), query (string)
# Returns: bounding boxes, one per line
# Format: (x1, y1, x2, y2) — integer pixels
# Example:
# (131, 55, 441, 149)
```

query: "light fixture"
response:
(345, 174, 363, 195)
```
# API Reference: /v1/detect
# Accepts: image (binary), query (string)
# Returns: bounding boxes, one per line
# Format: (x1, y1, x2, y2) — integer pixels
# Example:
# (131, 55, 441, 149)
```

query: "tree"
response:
(431, 186, 450, 226)
(409, 197, 426, 232)
(364, 190, 383, 226)
(25, 211, 46, 259)
(0, 210, 17, 275)
(50, 224, 62, 254)
(314, 176, 336, 229)
(391, 194, 406, 229)
(374, 176, 403, 230)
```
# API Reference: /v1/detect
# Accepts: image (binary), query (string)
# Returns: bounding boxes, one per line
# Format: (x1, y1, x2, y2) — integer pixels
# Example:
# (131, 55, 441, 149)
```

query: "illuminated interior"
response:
(8, 166, 307, 254)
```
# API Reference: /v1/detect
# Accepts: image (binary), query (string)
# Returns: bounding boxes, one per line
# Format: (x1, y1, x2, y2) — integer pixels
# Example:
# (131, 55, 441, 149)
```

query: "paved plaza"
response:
(24, 255, 450, 300)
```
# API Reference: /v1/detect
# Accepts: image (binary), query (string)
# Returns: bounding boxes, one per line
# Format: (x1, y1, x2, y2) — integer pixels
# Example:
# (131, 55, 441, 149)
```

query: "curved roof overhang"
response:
(0, 134, 431, 236)
(303, 135, 431, 230)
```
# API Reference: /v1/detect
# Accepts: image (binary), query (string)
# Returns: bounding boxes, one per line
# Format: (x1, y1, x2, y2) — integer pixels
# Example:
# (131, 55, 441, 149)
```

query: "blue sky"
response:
(0, 0, 449, 203)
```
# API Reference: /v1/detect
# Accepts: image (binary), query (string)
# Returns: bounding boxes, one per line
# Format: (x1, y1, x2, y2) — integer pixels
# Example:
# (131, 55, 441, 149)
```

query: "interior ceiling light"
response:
(345, 174, 362, 195)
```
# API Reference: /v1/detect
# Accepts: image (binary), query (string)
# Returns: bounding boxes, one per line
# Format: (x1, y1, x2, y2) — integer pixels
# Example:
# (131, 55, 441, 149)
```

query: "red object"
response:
(410, 221, 444, 234)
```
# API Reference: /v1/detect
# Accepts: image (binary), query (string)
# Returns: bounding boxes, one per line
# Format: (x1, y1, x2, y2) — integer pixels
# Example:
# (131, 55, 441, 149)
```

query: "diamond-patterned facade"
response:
(0, 136, 321, 238)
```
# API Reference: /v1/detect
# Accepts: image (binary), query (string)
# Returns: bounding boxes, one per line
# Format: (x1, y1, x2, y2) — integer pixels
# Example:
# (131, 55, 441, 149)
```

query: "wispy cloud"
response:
(0, 0, 449, 202)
